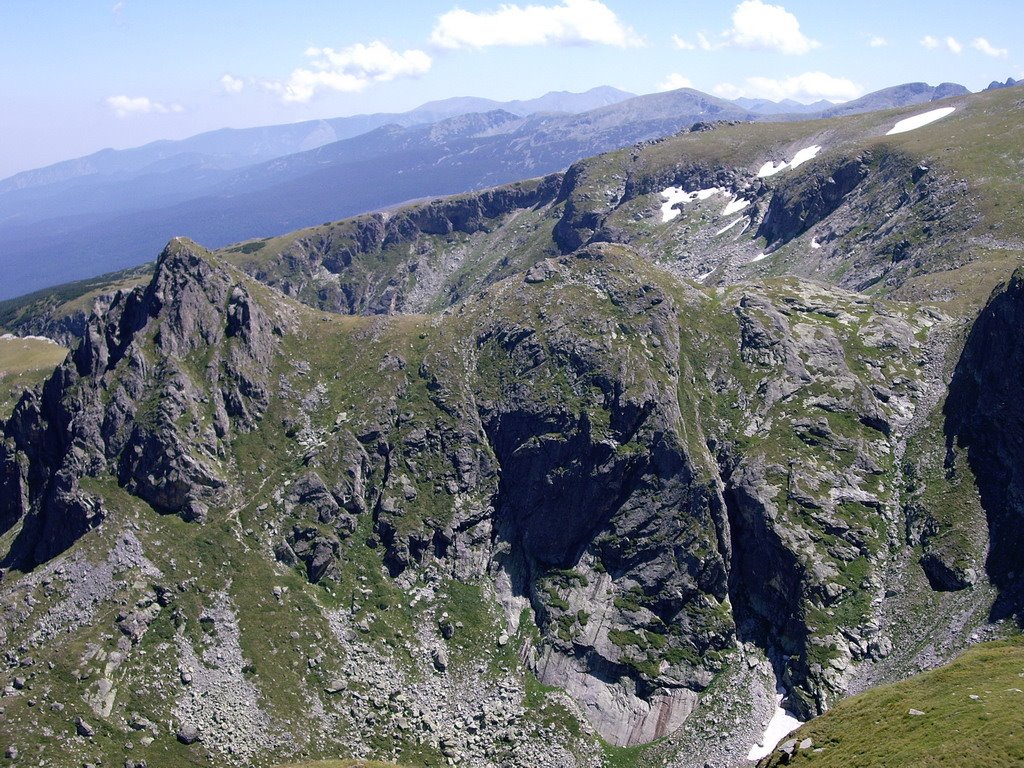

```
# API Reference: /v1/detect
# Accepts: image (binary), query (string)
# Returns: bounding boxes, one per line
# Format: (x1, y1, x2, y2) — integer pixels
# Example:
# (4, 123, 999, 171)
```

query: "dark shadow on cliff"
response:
(715, 449, 818, 718)
(944, 270, 1024, 624)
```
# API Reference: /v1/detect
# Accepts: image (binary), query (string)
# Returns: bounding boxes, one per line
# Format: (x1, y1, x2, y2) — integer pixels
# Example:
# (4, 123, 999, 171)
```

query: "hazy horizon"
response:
(2, 0, 1021, 179)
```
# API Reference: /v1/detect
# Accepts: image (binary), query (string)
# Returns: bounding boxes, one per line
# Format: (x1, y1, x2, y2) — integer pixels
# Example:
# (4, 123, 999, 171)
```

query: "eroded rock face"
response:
(235, 174, 563, 316)
(757, 154, 871, 248)
(0, 238, 972, 753)
(0, 238, 277, 568)
(471, 252, 734, 744)
(946, 269, 1024, 613)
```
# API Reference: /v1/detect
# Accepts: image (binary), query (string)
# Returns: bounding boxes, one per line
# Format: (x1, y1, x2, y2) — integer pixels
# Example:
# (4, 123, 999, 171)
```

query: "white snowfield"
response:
(715, 217, 746, 236)
(756, 145, 822, 178)
(660, 186, 754, 224)
(660, 186, 729, 222)
(788, 145, 822, 170)
(722, 196, 750, 217)
(886, 106, 955, 135)
(747, 689, 804, 761)
(749, 252, 769, 263)
(757, 160, 787, 178)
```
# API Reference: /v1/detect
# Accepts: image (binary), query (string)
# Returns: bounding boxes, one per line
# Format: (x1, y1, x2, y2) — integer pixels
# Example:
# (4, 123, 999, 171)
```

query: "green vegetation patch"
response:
(761, 640, 1024, 768)
(0, 264, 152, 330)
(0, 334, 68, 419)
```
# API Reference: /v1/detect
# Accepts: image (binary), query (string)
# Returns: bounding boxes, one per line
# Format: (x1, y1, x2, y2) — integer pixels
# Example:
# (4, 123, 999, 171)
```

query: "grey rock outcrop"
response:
(0, 238, 277, 569)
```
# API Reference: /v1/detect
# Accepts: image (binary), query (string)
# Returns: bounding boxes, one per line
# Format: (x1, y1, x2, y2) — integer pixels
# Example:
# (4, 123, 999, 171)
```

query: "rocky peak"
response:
(1, 239, 278, 568)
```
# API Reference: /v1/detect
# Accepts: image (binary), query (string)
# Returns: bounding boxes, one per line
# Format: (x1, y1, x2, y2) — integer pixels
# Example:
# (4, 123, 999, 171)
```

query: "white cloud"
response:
(220, 74, 244, 94)
(725, 0, 819, 55)
(269, 41, 432, 103)
(673, 31, 718, 50)
(921, 35, 939, 49)
(973, 37, 1008, 58)
(430, 0, 642, 49)
(946, 36, 963, 54)
(657, 73, 694, 91)
(671, 33, 694, 50)
(713, 71, 863, 103)
(105, 95, 184, 117)
(868, 36, 887, 48)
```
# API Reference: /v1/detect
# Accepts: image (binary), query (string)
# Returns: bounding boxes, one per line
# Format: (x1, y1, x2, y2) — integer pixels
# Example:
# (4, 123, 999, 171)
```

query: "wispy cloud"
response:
(105, 95, 183, 117)
(868, 36, 887, 48)
(724, 0, 819, 55)
(714, 71, 862, 103)
(112, 1, 128, 27)
(657, 73, 693, 91)
(672, 31, 717, 51)
(973, 37, 1008, 58)
(266, 42, 432, 103)
(430, 0, 642, 49)
(671, 34, 694, 50)
(220, 74, 245, 94)
(946, 36, 963, 54)
(920, 35, 940, 49)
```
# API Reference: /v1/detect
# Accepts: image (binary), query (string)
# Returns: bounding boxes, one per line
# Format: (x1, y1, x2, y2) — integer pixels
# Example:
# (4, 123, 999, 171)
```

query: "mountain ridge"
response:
(0, 87, 636, 193)
(1, 84, 1023, 767)
(2, 80, 1002, 301)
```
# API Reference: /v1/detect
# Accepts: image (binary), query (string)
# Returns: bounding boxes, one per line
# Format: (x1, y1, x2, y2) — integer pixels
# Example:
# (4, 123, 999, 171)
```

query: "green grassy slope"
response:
(759, 640, 1024, 768)
(0, 334, 68, 419)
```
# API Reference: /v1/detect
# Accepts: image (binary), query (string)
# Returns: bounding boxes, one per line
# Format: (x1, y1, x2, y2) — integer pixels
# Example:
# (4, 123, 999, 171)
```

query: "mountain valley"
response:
(0, 82, 1023, 768)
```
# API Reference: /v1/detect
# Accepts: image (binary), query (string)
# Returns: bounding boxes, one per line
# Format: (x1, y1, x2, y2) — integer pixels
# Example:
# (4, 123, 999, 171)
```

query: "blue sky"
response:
(1, 0, 1021, 179)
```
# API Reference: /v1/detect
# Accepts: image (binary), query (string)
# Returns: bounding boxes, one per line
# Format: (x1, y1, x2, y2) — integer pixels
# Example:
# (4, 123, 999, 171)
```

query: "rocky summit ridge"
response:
(1, 85, 1023, 768)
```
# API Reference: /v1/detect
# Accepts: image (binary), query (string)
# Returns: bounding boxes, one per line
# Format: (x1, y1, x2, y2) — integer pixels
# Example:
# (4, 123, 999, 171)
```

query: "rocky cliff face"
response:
(0, 237, 971, 767)
(1, 239, 277, 568)
(945, 268, 1024, 614)
(1, 87, 1022, 768)
(224, 174, 563, 316)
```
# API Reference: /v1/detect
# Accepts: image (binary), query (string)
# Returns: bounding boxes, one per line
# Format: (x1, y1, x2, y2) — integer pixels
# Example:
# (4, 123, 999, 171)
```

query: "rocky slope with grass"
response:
(0, 85, 1023, 768)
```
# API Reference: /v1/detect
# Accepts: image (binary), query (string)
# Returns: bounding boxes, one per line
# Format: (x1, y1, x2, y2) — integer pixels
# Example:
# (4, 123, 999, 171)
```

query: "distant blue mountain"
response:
(0, 81, 977, 300)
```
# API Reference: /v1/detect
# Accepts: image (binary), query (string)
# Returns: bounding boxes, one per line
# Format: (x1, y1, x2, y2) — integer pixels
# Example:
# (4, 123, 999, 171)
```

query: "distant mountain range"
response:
(0, 87, 636, 196)
(732, 96, 833, 115)
(0, 80, 1013, 299)
(816, 82, 969, 118)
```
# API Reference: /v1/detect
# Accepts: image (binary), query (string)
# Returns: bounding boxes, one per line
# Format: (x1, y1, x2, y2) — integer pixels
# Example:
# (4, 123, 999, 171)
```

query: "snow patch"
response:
(886, 107, 955, 135)
(722, 196, 750, 217)
(715, 217, 746, 236)
(811, 237, 822, 250)
(789, 145, 822, 170)
(749, 252, 769, 263)
(757, 160, 788, 178)
(747, 689, 804, 761)
(756, 145, 822, 177)
(696, 270, 714, 283)
(660, 186, 727, 222)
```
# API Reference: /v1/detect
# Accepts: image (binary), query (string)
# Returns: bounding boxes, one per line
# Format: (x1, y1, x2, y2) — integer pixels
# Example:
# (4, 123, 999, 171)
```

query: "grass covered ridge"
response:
(0, 334, 67, 419)
(760, 639, 1024, 767)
